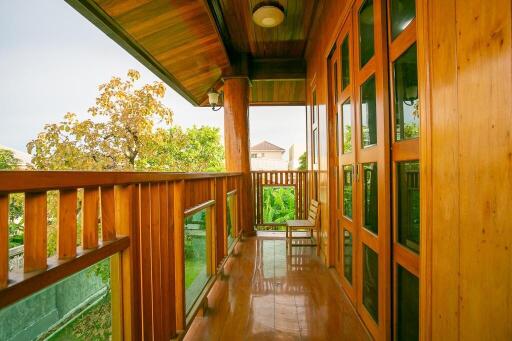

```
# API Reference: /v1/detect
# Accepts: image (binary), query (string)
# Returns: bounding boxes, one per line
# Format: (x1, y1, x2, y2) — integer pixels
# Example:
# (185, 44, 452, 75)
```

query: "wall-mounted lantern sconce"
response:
(208, 88, 223, 111)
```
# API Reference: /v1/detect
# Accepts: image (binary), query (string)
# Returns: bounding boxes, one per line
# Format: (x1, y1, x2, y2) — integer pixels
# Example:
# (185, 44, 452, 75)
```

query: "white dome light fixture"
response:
(252, 2, 285, 28)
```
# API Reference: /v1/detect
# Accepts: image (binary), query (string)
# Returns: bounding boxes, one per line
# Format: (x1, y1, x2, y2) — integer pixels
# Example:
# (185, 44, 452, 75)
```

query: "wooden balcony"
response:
(0, 171, 249, 340)
(0, 169, 346, 340)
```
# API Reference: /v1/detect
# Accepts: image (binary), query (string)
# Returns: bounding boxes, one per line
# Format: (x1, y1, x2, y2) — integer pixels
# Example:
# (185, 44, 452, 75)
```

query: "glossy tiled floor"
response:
(184, 237, 371, 341)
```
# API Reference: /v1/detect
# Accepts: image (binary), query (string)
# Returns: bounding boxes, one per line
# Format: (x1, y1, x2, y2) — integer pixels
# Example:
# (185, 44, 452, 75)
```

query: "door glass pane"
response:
(361, 75, 377, 147)
(363, 245, 379, 323)
(342, 100, 352, 153)
(334, 61, 339, 104)
(363, 163, 378, 234)
(343, 165, 353, 219)
(394, 43, 419, 141)
(185, 209, 211, 313)
(343, 229, 353, 284)
(341, 35, 350, 89)
(390, 0, 416, 39)
(336, 113, 340, 156)
(358, 0, 374, 67)
(336, 170, 341, 209)
(397, 265, 419, 341)
(397, 161, 420, 253)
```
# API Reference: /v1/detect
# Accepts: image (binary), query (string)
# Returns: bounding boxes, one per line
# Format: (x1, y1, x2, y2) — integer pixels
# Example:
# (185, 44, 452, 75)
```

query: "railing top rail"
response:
(250, 170, 308, 173)
(0, 171, 242, 193)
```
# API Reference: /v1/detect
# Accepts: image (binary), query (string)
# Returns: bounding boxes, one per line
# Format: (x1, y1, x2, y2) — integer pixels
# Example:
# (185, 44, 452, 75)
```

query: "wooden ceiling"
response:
(68, 0, 318, 106)
(214, 0, 318, 58)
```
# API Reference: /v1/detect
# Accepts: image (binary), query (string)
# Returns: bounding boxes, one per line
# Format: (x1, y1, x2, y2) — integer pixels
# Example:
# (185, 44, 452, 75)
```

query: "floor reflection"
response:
(185, 237, 371, 341)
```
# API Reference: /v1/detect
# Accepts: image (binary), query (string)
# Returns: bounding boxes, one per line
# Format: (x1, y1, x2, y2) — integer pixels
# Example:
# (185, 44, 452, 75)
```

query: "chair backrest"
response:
(307, 200, 320, 227)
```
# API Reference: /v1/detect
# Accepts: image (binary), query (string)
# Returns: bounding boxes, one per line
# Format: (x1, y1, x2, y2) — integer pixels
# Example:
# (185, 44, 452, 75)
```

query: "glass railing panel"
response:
(0, 257, 113, 341)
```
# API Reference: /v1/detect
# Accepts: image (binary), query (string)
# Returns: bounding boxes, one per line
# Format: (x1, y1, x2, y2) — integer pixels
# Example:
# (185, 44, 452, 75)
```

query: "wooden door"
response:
(352, 0, 391, 339)
(327, 1, 422, 339)
(386, 0, 420, 339)
(329, 15, 358, 304)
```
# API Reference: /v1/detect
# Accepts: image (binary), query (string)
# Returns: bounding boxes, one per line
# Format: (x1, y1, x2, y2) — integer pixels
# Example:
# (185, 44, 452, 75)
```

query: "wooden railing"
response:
(0, 171, 242, 340)
(251, 170, 309, 228)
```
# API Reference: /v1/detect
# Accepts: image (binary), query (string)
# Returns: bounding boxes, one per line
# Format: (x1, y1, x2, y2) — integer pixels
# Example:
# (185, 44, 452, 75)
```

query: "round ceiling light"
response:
(252, 3, 285, 28)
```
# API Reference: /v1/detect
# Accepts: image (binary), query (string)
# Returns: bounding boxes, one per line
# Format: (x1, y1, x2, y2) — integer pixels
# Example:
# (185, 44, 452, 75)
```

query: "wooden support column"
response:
(223, 77, 254, 236)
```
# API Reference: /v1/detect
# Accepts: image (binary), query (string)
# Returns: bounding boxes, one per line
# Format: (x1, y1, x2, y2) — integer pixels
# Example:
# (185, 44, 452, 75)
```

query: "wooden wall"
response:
(418, 0, 512, 339)
(307, 0, 511, 339)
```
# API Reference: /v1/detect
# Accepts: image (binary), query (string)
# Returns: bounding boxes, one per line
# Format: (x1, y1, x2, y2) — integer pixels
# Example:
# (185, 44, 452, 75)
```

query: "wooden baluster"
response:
(139, 183, 153, 340)
(173, 180, 185, 331)
(101, 186, 116, 242)
(258, 173, 263, 225)
(160, 181, 176, 339)
(24, 192, 47, 272)
(115, 184, 138, 340)
(297, 173, 301, 219)
(82, 187, 99, 249)
(58, 189, 77, 259)
(150, 183, 163, 340)
(0, 195, 8, 288)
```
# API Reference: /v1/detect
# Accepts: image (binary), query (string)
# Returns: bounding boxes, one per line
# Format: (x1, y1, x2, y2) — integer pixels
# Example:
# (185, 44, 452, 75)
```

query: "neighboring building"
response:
(250, 141, 287, 170)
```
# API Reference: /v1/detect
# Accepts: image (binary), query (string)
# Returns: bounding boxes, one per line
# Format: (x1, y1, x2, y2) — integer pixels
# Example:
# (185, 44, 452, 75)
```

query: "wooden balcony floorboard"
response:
(185, 237, 371, 340)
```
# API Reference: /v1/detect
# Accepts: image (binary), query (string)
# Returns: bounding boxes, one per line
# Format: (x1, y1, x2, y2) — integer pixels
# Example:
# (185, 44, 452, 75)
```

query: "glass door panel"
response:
(358, 0, 375, 67)
(363, 244, 379, 322)
(360, 75, 378, 147)
(388, 0, 420, 339)
(396, 265, 419, 341)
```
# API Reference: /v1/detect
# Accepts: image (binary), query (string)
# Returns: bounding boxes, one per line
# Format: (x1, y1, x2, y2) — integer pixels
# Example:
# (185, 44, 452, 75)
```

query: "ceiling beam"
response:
(249, 58, 306, 81)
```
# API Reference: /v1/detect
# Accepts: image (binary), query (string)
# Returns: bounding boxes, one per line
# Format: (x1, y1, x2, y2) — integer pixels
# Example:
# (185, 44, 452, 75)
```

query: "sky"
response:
(0, 0, 305, 163)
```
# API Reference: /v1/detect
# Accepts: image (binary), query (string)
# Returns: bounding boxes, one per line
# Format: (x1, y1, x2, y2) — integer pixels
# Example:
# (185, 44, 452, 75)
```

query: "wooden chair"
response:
(286, 200, 320, 249)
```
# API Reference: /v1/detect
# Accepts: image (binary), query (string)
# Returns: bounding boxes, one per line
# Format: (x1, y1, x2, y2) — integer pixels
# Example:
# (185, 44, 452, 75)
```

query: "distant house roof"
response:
(0, 145, 33, 168)
(251, 141, 285, 152)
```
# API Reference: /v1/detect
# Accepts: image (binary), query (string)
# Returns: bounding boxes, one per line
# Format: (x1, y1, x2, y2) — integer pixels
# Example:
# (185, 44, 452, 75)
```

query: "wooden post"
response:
(0, 195, 8, 288)
(223, 77, 254, 236)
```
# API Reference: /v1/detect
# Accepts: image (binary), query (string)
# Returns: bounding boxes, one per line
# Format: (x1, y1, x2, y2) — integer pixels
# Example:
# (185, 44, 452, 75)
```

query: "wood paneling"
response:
(84, 0, 230, 105)
(250, 80, 305, 105)
(216, 0, 318, 58)
(70, 0, 312, 106)
(418, 0, 512, 339)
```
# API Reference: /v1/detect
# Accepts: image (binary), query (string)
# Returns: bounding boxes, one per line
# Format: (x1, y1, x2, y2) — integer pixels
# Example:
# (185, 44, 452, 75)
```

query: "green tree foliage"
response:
(263, 187, 296, 224)
(298, 152, 307, 170)
(27, 70, 172, 171)
(140, 125, 224, 172)
(0, 149, 24, 247)
(0, 149, 21, 170)
(27, 70, 224, 172)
